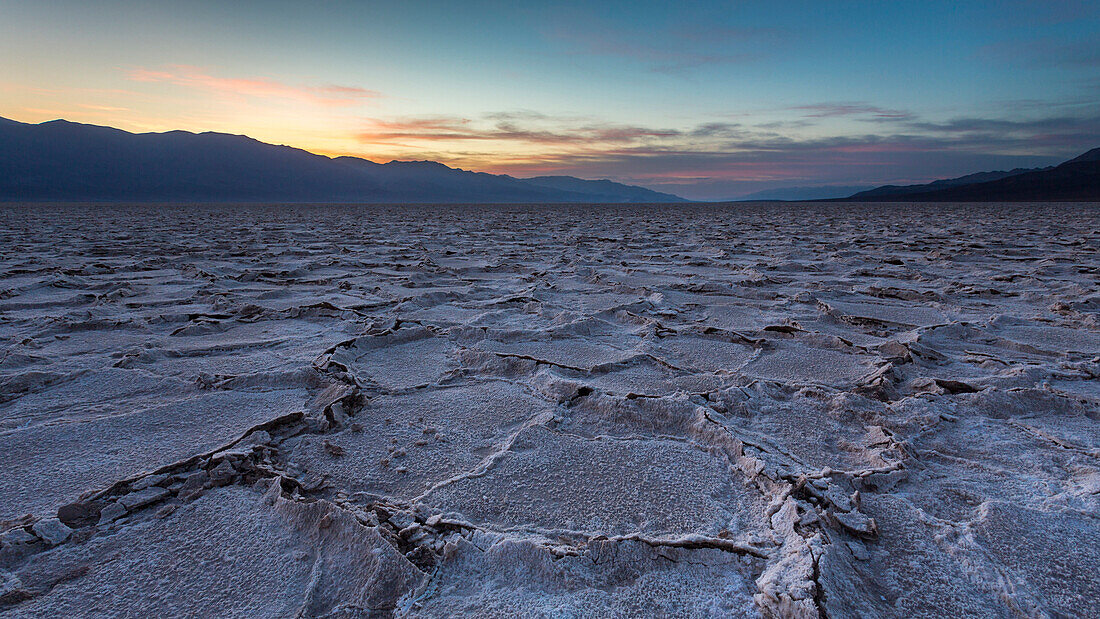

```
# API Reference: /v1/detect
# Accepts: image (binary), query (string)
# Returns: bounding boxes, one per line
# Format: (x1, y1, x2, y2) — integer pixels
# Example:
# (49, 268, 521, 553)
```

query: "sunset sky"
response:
(3, 0, 1099, 199)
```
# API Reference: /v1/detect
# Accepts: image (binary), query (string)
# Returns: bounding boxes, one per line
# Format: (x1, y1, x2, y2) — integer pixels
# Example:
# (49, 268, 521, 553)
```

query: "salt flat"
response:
(0, 202, 1097, 617)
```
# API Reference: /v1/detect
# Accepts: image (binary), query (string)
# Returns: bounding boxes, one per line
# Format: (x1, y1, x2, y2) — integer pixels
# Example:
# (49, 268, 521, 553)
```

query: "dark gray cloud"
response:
(896, 113, 1100, 154)
(355, 107, 1100, 200)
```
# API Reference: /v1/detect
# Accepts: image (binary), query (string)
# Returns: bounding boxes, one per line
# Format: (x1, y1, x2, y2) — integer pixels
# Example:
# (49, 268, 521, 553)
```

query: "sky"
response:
(2, 0, 1099, 200)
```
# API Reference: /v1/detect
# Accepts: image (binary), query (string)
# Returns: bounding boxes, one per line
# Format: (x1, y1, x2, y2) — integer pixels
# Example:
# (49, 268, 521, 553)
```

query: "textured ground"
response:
(1, 202, 1097, 618)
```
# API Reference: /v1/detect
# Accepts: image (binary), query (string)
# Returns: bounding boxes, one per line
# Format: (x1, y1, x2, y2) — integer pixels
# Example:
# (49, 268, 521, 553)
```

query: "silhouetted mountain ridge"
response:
(0, 117, 686, 203)
(844, 149, 1100, 201)
(849, 168, 1051, 199)
(1067, 147, 1100, 163)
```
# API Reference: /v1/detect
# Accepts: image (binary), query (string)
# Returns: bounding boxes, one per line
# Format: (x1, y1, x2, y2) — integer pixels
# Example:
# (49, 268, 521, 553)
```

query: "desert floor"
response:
(1, 203, 1098, 617)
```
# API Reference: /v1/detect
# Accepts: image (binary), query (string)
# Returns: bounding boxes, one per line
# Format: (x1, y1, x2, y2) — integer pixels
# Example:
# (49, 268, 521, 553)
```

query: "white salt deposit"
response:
(0, 202, 1097, 617)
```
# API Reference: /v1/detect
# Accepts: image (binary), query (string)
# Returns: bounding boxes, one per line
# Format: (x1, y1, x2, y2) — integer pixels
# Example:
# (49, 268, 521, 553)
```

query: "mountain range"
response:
(0, 117, 685, 203)
(841, 149, 1100, 201)
(3, 116, 1098, 203)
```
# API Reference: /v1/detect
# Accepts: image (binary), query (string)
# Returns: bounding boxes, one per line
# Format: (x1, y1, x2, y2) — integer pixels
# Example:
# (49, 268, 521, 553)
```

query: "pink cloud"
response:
(77, 104, 130, 112)
(127, 65, 381, 107)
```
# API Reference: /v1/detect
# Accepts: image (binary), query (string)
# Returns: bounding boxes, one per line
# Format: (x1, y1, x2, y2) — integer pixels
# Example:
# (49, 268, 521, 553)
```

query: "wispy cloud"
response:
(127, 65, 381, 107)
(345, 106, 1099, 200)
(475, 137, 1068, 200)
(790, 102, 915, 120)
(358, 114, 683, 145)
(77, 103, 130, 112)
(906, 113, 1100, 135)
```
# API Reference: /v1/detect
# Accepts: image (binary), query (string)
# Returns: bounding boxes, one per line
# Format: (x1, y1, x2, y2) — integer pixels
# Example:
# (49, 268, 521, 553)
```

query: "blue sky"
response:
(2, 0, 1098, 198)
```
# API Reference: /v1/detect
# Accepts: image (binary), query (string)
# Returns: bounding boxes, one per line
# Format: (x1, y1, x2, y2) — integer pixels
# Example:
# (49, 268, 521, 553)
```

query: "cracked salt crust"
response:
(1, 202, 1098, 617)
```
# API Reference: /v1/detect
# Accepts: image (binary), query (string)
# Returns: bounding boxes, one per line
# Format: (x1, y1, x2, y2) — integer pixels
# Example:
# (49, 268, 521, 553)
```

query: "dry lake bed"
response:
(1, 202, 1098, 617)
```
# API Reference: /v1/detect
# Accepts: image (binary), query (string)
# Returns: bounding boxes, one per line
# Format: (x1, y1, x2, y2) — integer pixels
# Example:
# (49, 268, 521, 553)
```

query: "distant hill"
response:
(843, 149, 1099, 201)
(0, 117, 686, 203)
(734, 185, 875, 201)
(520, 175, 684, 203)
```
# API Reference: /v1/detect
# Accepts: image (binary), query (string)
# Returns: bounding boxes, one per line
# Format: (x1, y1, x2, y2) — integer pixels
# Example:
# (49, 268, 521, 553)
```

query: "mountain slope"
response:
(0, 117, 685, 203)
(520, 175, 684, 202)
(848, 167, 1049, 200)
(844, 149, 1099, 202)
(735, 185, 875, 201)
